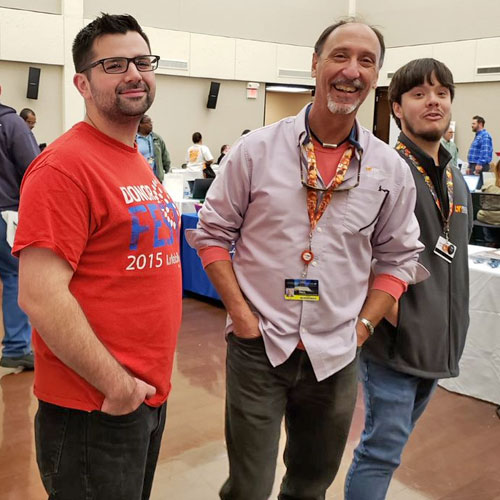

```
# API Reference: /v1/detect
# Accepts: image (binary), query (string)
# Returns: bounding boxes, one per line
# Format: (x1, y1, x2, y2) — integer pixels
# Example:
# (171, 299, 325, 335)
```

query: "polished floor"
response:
(1, 296, 500, 499)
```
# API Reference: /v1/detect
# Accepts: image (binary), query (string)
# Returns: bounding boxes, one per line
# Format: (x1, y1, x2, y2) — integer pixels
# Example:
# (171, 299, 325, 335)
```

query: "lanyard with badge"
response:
(284, 105, 359, 301)
(396, 141, 456, 263)
(142, 135, 155, 169)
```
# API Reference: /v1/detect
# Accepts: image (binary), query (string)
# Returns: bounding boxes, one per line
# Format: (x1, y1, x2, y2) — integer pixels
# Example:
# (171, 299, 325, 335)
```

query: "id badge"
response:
(434, 235, 456, 263)
(284, 279, 319, 301)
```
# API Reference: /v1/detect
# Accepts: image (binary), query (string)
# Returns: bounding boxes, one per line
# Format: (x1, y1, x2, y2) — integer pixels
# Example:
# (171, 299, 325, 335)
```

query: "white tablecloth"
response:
(438, 245, 500, 404)
(163, 172, 203, 215)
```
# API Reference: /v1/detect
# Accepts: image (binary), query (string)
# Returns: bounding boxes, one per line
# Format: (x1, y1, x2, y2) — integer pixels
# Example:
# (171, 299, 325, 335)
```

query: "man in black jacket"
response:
(345, 59, 472, 500)
(0, 85, 40, 369)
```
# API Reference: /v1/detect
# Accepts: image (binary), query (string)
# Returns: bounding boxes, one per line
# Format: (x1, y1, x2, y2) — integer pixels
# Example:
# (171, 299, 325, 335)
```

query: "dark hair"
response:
(314, 18, 385, 68)
(140, 114, 151, 123)
(473, 115, 485, 126)
(388, 58, 455, 129)
(20, 108, 35, 120)
(241, 129, 251, 136)
(72, 13, 151, 73)
(192, 132, 202, 143)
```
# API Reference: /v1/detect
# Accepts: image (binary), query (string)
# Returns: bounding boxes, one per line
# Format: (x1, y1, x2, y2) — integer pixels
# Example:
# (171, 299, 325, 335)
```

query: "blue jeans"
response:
(220, 334, 359, 500)
(35, 400, 167, 500)
(0, 217, 32, 357)
(344, 354, 437, 500)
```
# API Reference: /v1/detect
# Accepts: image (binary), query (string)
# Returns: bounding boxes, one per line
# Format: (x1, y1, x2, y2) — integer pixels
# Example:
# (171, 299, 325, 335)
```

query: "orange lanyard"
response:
(303, 140, 354, 232)
(299, 140, 354, 269)
(396, 141, 454, 237)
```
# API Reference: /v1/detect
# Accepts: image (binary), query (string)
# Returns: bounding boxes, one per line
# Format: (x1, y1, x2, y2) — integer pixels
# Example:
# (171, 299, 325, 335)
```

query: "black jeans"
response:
(220, 334, 359, 500)
(35, 400, 167, 500)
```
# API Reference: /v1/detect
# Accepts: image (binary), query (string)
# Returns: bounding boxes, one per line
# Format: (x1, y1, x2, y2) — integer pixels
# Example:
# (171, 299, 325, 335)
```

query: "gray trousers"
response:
(220, 334, 359, 500)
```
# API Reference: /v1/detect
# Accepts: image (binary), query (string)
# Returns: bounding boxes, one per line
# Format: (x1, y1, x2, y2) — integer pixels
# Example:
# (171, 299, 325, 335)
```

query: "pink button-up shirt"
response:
(186, 105, 426, 381)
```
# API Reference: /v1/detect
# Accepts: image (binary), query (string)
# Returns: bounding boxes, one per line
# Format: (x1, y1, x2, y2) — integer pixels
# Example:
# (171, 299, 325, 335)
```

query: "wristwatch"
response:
(359, 317, 375, 336)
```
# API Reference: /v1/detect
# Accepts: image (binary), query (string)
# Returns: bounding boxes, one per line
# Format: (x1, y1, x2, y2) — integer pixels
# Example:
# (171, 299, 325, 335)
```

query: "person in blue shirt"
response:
(467, 115, 493, 177)
(136, 114, 170, 182)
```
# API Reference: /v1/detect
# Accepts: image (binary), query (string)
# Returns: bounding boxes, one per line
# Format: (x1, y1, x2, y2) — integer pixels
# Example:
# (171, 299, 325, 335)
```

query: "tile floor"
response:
(1, 297, 499, 499)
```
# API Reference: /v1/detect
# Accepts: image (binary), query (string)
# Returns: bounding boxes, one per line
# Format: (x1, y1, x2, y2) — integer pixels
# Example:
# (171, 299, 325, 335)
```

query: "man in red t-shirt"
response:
(13, 14, 182, 500)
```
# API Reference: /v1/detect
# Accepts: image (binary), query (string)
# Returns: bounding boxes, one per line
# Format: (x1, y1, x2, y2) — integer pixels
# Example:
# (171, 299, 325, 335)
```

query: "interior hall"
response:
(0, 1, 499, 499)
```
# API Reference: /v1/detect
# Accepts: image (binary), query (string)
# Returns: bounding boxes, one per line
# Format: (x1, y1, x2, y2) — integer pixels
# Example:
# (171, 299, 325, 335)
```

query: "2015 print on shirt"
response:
(120, 177, 180, 271)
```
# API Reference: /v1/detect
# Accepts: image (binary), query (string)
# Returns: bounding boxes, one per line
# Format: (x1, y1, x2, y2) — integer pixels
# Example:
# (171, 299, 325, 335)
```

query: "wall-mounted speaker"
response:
(27, 67, 41, 99)
(207, 81, 220, 109)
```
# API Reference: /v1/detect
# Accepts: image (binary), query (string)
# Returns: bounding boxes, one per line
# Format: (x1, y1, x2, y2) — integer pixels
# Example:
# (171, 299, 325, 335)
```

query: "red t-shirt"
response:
(13, 122, 182, 411)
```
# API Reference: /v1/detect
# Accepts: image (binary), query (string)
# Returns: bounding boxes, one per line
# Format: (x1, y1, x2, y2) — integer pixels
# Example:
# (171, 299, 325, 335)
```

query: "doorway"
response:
(373, 87, 390, 144)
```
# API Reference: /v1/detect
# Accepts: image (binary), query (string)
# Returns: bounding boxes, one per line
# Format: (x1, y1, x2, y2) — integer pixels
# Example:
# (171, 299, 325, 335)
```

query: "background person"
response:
(186, 131, 214, 174)
(217, 144, 229, 164)
(0, 86, 39, 370)
(19, 108, 36, 130)
(477, 160, 500, 247)
(467, 115, 493, 187)
(136, 114, 171, 182)
(441, 126, 458, 168)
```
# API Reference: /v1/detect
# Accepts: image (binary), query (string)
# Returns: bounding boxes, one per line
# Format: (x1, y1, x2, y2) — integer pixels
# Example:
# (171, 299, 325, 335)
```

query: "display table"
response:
(180, 213, 220, 300)
(439, 245, 500, 404)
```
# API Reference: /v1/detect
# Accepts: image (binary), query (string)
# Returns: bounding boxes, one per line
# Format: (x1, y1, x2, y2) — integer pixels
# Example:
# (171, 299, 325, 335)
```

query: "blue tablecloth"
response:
(181, 213, 221, 300)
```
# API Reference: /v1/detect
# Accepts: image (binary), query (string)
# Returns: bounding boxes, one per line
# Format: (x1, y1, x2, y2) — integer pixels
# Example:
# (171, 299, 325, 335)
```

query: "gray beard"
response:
(327, 94, 360, 115)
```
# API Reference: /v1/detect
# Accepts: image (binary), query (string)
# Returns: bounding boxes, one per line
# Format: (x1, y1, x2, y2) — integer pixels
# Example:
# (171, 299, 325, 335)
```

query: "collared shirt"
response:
(440, 138, 458, 169)
(136, 133, 155, 171)
(468, 128, 493, 165)
(186, 105, 425, 381)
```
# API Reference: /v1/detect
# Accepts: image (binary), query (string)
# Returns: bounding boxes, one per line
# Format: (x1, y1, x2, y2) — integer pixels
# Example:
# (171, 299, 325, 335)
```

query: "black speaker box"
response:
(207, 81, 220, 109)
(27, 67, 41, 99)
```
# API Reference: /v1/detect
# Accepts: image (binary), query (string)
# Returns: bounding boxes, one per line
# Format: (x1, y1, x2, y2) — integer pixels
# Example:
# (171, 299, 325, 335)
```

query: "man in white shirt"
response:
(186, 131, 213, 173)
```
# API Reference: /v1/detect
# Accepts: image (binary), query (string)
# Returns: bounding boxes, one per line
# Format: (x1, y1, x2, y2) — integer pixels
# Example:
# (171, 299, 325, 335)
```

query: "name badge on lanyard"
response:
(396, 141, 456, 265)
(434, 235, 456, 263)
(284, 279, 319, 301)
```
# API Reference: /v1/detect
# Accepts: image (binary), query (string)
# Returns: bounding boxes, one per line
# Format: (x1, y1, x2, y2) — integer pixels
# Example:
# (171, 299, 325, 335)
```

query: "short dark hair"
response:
(314, 18, 385, 68)
(72, 13, 151, 73)
(20, 108, 35, 120)
(192, 132, 202, 143)
(389, 58, 455, 129)
(473, 115, 485, 126)
(140, 114, 151, 123)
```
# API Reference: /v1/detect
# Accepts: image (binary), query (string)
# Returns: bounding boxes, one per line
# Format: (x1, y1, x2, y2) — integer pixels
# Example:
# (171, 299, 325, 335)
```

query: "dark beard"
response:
(406, 118, 451, 143)
(90, 82, 154, 123)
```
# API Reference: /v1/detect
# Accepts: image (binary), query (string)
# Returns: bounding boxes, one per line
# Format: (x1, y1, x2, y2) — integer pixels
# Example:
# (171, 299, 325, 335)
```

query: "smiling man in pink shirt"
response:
(187, 19, 426, 500)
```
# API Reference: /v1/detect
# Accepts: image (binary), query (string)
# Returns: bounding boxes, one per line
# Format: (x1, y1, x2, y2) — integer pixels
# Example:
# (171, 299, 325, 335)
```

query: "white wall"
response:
(83, 0, 349, 47)
(152, 75, 266, 168)
(2, 3, 500, 146)
(358, 0, 500, 48)
(0, 60, 63, 145)
(0, 0, 59, 14)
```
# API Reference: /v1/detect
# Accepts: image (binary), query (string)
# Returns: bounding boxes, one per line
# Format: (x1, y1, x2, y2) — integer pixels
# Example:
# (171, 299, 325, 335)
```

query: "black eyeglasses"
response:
(300, 146, 363, 192)
(79, 55, 160, 74)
